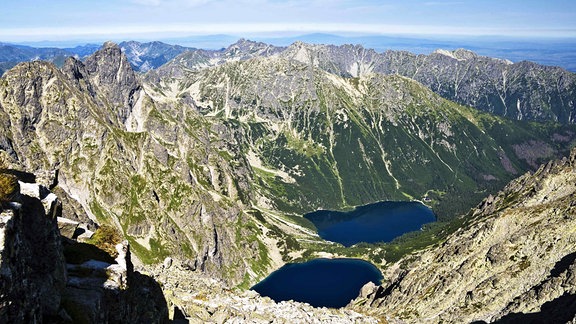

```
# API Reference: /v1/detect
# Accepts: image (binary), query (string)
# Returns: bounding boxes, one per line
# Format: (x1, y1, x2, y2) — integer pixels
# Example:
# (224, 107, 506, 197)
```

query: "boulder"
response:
(57, 217, 79, 239)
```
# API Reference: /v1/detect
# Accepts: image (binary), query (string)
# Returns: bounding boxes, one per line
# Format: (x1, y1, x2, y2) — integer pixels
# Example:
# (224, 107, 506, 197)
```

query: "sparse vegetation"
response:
(0, 160, 19, 206)
(0, 173, 19, 204)
(88, 224, 123, 258)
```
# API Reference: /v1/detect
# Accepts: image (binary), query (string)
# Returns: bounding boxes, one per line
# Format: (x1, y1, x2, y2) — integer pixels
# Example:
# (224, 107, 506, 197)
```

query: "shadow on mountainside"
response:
(61, 239, 170, 323)
(492, 293, 576, 324)
(548, 251, 576, 278)
(473, 252, 576, 324)
(0, 168, 36, 183)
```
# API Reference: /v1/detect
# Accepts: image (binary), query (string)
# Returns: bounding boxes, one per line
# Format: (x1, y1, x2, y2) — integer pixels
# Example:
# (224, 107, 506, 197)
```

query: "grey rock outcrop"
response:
(83, 41, 142, 124)
(0, 178, 66, 322)
(0, 168, 169, 323)
(56, 217, 79, 239)
(62, 240, 168, 323)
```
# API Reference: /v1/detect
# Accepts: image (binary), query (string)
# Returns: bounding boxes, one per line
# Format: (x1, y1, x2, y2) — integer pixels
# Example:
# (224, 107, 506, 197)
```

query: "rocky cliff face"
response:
(0, 178, 66, 322)
(352, 148, 576, 323)
(0, 42, 271, 286)
(279, 43, 576, 124)
(155, 39, 576, 124)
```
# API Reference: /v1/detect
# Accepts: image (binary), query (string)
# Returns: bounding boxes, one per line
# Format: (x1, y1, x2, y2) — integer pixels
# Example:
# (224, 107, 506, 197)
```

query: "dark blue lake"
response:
(304, 201, 436, 247)
(251, 258, 382, 308)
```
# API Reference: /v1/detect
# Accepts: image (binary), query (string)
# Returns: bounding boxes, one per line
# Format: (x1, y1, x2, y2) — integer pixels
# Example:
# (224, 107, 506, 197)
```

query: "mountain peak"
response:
(83, 40, 141, 124)
(102, 41, 120, 50)
(226, 38, 273, 51)
(433, 48, 478, 60)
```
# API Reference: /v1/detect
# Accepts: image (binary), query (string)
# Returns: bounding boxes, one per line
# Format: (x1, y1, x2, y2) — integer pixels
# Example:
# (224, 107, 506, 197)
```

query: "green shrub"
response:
(0, 173, 19, 203)
(88, 224, 123, 258)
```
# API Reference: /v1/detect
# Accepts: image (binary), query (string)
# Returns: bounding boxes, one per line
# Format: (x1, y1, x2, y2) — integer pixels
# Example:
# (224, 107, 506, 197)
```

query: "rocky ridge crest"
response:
(0, 169, 168, 323)
(351, 148, 576, 323)
(156, 40, 576, 124)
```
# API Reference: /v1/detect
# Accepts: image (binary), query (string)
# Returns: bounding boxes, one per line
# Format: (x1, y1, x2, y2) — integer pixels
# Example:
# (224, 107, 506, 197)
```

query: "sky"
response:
(1, 0, 575, 43)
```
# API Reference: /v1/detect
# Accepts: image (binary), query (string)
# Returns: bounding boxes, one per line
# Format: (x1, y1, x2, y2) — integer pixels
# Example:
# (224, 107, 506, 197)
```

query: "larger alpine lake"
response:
(252, 201, 435, 308)
(304, 201, 436, 247)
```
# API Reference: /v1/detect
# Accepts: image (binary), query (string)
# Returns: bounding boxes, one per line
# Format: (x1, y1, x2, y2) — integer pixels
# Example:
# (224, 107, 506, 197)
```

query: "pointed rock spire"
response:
(83, 41, 142, 123)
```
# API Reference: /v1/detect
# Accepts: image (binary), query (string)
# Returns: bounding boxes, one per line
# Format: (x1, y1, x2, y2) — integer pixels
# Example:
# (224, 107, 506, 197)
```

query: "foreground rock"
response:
(0, 173, 168, 323)
(0, 179, 66, 322)
(352, 148, 576, 323)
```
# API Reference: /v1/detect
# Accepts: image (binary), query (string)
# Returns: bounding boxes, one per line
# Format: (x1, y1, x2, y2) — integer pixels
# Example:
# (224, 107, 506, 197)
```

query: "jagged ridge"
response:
(352, 148, 576, 323)
(156, 40, 576, 124)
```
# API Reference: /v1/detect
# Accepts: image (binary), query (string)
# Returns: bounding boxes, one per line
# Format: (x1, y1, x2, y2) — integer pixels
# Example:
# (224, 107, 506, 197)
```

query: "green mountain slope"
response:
(151, 56, 576, 220)
(0, 45, 270, 286)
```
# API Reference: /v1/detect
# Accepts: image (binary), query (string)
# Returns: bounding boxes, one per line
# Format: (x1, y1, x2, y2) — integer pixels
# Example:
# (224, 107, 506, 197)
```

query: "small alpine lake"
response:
(304, 200, 436, 247)
(250, 258, 383, 308)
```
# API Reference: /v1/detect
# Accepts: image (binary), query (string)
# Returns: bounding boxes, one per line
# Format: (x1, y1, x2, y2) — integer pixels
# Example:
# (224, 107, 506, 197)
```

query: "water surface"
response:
(251, 258, 382, 308)
(305, 201, 435, 246)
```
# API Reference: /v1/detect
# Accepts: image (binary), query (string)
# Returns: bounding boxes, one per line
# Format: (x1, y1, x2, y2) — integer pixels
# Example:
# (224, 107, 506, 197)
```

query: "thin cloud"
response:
(1, 1, 574, 42)
(2, 22, 573, 42)
(424, 1, 465, 5)
(130, 0, 162, 5)
(129, 0, 213, 6)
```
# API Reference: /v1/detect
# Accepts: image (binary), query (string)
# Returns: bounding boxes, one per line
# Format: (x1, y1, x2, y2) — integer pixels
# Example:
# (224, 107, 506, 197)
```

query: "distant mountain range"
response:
(3, 37, 575, 125)
(0, 41, 188, 75)
(5, 33, 576, 71)
(145, 39, 575, 125)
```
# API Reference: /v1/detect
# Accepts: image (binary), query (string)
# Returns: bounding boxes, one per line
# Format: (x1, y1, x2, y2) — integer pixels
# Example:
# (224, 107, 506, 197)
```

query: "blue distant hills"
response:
(2, 33, 576, 72)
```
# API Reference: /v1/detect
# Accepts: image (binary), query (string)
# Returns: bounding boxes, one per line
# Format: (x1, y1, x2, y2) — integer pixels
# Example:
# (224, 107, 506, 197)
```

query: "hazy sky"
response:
(1, 0, 575, 42)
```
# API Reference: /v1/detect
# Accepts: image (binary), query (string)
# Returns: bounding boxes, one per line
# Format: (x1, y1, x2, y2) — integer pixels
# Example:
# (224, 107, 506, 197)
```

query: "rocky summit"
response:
(0, 39, 575, 323)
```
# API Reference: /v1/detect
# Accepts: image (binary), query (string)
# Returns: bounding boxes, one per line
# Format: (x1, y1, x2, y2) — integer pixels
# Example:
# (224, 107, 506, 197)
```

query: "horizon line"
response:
(1, 23, 576, 44)
(4, 34, 576, 50)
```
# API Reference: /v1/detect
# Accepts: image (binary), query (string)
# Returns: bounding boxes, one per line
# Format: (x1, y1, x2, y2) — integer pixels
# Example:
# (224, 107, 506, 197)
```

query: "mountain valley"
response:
(0, 38, 575, 323)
